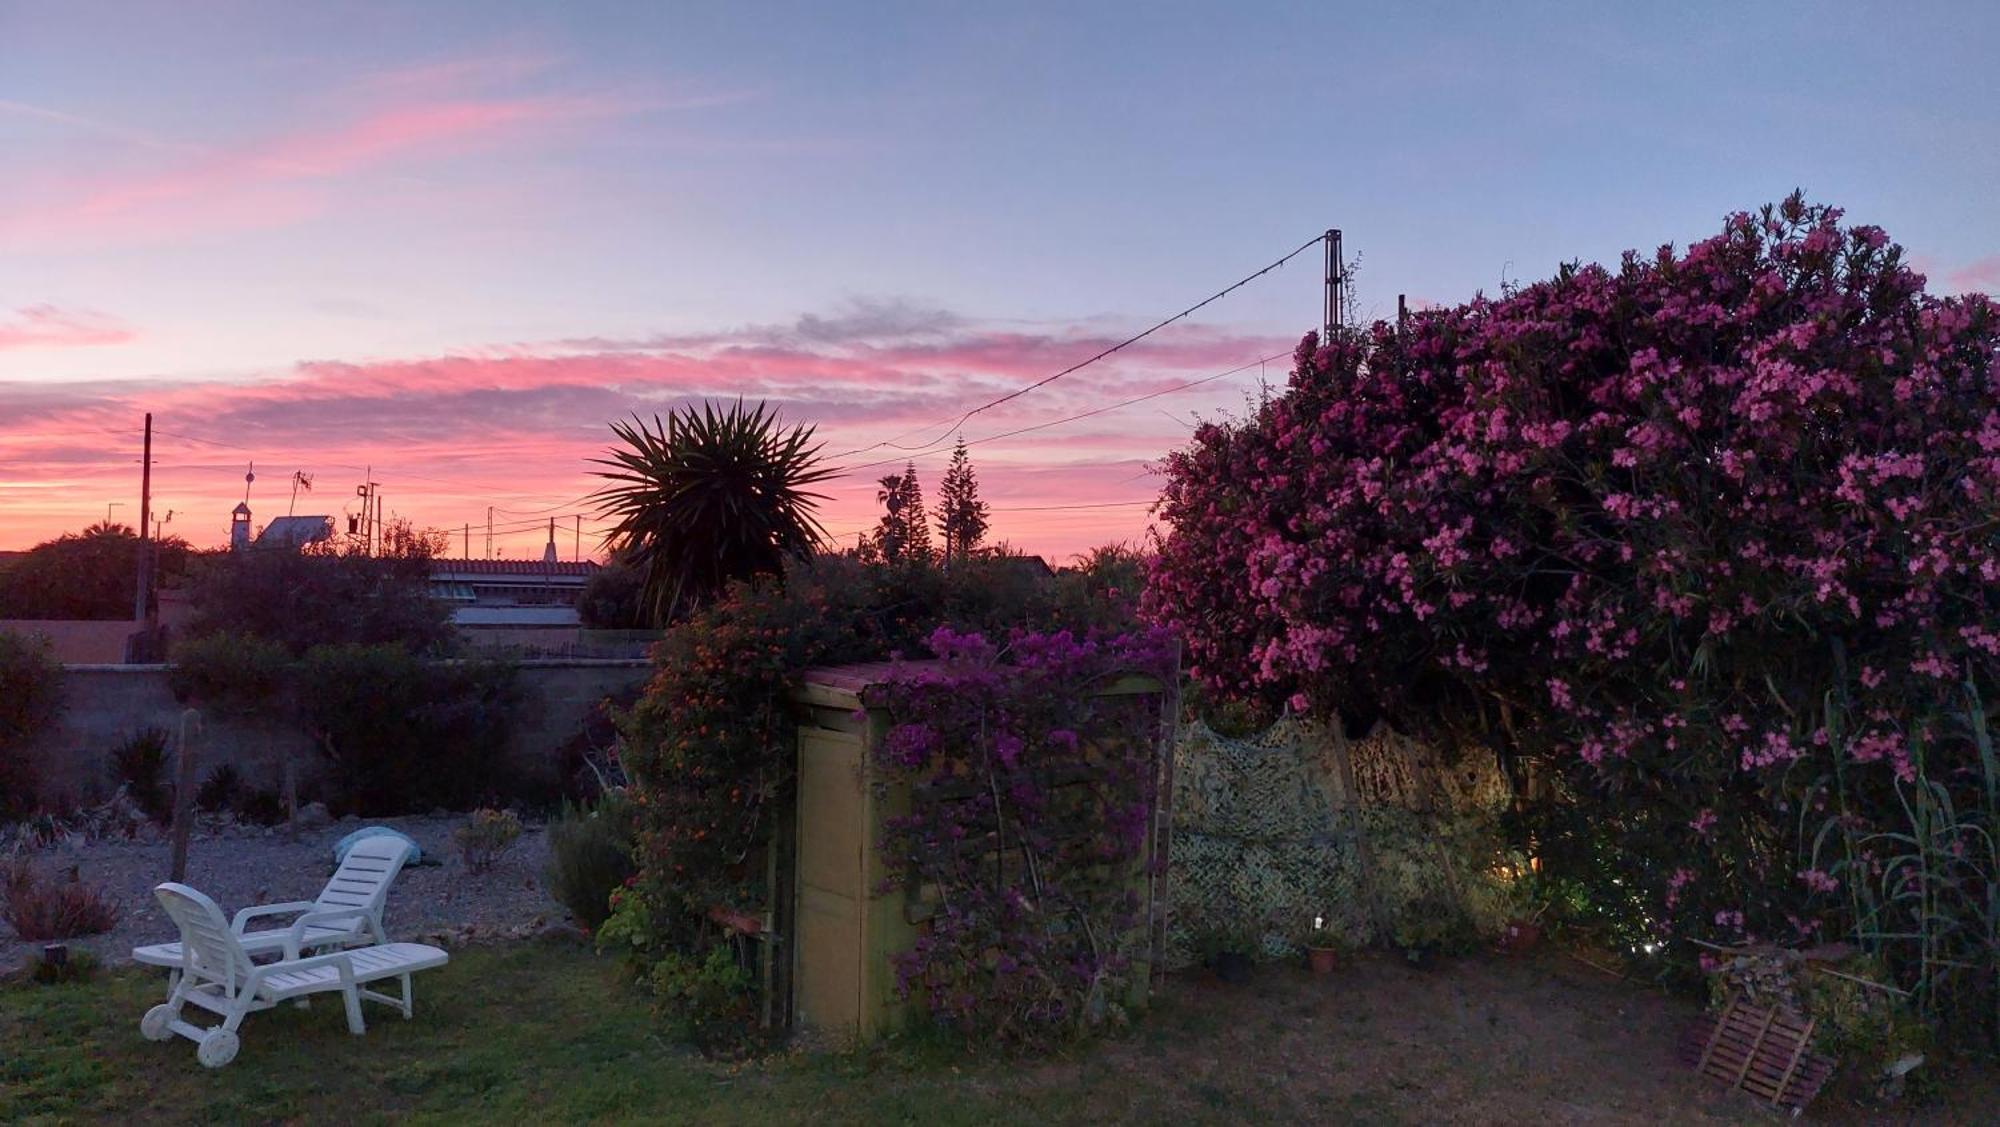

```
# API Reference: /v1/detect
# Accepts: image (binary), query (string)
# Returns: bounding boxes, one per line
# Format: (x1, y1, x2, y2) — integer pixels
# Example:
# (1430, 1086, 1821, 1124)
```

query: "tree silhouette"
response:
(592, 400, 834, 625)
(935, 439, 990, 563)
(870, 462, 934, 565)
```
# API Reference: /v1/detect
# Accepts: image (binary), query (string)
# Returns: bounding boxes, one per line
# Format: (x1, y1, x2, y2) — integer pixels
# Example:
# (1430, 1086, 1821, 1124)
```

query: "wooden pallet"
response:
(1676, 995, 1836, 1113)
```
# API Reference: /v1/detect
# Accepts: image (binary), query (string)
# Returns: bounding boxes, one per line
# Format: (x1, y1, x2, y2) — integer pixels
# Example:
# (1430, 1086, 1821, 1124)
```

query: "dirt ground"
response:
(1017, 949, 1988, 1125)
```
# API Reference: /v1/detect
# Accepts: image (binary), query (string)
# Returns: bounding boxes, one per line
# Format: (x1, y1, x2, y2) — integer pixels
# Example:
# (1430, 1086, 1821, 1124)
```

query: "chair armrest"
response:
(284, 909, 370, 959)
(231, 901, 317, 934)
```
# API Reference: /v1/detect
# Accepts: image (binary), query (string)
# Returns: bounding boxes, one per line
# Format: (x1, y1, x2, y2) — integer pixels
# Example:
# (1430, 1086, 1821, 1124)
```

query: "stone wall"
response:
(23, 658, 650, 807)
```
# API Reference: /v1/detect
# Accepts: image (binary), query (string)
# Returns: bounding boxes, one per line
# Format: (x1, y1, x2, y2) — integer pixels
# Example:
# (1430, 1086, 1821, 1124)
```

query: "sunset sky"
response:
(4, 3, 1996, 561)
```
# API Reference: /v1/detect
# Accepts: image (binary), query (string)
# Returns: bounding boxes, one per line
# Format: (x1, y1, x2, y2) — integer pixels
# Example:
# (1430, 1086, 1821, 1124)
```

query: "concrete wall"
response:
(1, 620, 143, 664)
(23, 658, 650, 808)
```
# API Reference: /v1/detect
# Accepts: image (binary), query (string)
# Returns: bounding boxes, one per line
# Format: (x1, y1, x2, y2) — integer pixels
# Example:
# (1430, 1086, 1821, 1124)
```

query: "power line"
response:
(825, 232, 1328, 461)
(836, 350, 1284, 476)
(989, 500, 1156, 513)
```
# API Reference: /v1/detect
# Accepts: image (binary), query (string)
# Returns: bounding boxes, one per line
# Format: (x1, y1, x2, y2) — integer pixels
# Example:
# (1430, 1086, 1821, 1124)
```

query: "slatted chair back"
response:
(312, 833, 414, 924)
(154, 883, 257, 996)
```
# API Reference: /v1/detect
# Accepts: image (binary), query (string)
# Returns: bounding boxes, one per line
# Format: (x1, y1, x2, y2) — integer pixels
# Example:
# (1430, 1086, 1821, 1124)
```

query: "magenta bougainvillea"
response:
(870, 624, 1175, 1045)
(1148, 196, 2000, 1032)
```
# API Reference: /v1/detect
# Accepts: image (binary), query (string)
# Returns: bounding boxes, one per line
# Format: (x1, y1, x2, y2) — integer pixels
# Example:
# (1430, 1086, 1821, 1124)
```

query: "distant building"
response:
(428, 557, 599, 649)
(257, 515, 334, 549)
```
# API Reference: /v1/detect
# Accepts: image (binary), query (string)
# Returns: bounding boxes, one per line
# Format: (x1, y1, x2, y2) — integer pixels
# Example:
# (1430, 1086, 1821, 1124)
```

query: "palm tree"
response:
(592, 400, 837, 625)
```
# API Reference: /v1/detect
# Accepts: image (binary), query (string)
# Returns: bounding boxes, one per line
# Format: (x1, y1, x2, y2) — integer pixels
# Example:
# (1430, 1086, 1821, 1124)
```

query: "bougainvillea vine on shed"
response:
(869, 624, 1175, 1046)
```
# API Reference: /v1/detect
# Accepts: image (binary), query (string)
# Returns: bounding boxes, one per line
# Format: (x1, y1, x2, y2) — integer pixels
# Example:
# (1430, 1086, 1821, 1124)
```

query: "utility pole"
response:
(486, 506, 494, 560)
(133, 413, 152, 623)
(1323, 228, 1344, 341)
(1398, 293, 1408, 329)
(463, 524, 470, 560)
(354, 474, 377, 555)
(574, 515, 581, 563)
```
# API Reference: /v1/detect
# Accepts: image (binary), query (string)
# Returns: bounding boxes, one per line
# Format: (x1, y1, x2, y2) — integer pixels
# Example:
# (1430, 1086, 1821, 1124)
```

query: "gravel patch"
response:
(2, 815, 568, 974)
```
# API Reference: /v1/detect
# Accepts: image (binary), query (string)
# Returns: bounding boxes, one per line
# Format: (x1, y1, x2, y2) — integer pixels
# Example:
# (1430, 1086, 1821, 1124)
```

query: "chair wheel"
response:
(197, 1028, 240, 1068)
(140, 1004, 176, 1042)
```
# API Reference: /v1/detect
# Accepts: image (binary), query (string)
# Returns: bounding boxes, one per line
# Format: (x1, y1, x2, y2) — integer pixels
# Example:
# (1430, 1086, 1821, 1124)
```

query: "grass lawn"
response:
(2, 941, 1986, 1125)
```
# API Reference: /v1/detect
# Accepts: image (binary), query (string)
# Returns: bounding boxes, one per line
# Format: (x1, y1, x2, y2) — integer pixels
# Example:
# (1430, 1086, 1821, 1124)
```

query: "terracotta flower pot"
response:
(1307, 946, 1339, 975)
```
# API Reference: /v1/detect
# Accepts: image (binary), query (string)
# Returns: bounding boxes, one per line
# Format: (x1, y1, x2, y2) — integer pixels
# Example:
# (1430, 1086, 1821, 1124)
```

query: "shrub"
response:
(195, 763, 241, 813)
(168, 632, 292, 716)
(543, 792, 636, 931)
(294, 644, 520, 815)
(107, 727, 173, 824)
(2, 858, 120, 940)
(182, 523, 454, 656)
(0, 631, 62, 821)
(455, 808, 524, 874)
(1148, 196, 2000, 1040)
(640, 945, 759, 1058)
(234, 786, 287, 827)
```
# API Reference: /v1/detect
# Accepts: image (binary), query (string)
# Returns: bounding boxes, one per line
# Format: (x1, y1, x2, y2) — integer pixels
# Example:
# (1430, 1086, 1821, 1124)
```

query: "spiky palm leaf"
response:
(591, 400, 836, 625)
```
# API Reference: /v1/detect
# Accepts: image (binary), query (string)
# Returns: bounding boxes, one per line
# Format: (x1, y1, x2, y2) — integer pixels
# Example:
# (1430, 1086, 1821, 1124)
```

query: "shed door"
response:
(794, 725, 866, 1036)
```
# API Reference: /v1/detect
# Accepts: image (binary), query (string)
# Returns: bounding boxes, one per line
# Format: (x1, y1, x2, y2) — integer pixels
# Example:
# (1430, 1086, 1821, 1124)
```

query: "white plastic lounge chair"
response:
(139, 882, 448, 1067)
(132, 833, 415, 978)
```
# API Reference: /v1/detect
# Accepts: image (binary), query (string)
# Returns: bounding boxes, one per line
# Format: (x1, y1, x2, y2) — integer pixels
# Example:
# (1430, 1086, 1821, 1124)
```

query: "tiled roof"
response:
(428, 558, 599, 578)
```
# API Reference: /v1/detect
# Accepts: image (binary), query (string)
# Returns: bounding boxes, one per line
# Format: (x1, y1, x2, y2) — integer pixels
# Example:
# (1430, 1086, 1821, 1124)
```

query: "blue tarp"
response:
(333, 825, 421, 867)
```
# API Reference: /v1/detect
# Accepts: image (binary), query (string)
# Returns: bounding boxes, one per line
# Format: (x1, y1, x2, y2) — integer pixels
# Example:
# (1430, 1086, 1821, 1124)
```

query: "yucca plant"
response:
(593, 401, 836, 626)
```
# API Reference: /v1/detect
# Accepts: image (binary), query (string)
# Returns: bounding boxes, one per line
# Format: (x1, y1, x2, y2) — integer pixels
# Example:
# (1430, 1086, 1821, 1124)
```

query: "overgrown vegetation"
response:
(869, 625, 1174, 1045)
(0, 632, 62, 821)
(0, 522, 191, 621)
(603, 550, 1151, 1050)
(296, 645, 520, 816)
(181, 521, 453, 656)
(1149, 195, 2000, 1047)
(1, 858, 121, 940)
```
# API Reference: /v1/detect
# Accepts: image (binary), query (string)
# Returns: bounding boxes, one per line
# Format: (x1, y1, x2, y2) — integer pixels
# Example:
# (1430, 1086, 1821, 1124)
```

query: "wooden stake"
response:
(168, 708, 202, 883)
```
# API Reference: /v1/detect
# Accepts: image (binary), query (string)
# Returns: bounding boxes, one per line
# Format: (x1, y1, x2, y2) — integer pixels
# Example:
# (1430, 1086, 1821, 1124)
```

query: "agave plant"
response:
(592, 400, 836, 625)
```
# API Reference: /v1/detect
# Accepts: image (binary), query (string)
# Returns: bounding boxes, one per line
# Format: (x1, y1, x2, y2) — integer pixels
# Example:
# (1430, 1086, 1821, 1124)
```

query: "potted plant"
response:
(1299, 914, 1344, 975)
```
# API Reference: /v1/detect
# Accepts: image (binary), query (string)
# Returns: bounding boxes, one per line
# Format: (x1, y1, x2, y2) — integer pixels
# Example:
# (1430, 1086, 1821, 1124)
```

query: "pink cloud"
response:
(0, 308, 1285, 559)
(4, 92, 630, 250)
(1947, 255, 2000, 294)
(0, 305, 137, 350)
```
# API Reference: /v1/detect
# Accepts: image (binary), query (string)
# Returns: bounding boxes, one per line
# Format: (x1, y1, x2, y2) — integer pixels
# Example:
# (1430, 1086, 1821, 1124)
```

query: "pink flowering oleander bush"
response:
(870, 625, 1175, 1046)
(1147, 195, 2000, 1041)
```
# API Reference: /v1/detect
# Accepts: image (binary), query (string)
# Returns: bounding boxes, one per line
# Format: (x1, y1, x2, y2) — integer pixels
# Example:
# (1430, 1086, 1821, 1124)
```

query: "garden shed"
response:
(790, 660, 1170, 1041)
